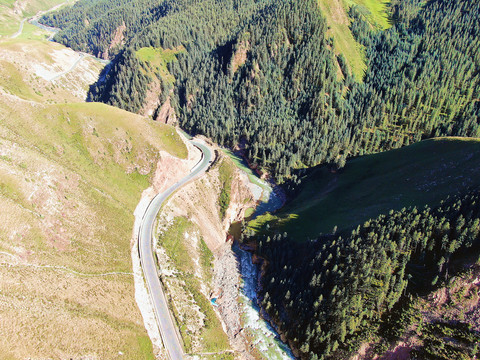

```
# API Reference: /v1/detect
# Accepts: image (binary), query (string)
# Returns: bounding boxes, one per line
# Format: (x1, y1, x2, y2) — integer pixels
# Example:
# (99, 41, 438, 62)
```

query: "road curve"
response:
(49, 54, 85, 81)
(138, 141, 212, 360)
(10, 18, 26, 39)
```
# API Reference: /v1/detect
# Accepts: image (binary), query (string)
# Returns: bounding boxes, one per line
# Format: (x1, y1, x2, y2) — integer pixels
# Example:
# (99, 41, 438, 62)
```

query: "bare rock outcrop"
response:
(155, 97, 177, 125)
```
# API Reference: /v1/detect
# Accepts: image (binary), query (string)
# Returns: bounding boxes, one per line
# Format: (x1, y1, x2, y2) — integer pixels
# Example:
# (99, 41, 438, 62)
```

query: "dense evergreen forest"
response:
(41, 0, 480, 183)
(348, 0, 480, 151)
(245, 190, 480, 359)
(40, 0, 175, 58)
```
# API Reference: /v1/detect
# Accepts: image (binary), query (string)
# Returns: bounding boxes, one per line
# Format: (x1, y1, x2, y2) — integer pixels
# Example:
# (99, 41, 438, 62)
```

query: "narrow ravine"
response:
(235, 242, 295, 359)
(227, 153, 295, 359)
(30, 8, 293, 352)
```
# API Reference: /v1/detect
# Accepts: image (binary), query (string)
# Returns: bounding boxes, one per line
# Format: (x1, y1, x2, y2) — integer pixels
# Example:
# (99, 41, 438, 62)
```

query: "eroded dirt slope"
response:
(154, 142, 257, 358)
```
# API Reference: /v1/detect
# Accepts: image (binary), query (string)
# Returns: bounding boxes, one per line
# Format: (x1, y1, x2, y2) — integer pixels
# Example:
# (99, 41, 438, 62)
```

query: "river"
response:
(227, 152, 295, 359)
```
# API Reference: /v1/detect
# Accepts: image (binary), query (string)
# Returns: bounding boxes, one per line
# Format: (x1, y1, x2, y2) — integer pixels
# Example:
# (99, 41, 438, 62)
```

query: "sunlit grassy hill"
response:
(0, 0, 68, 37)
(0, 12, 188, 357)
(0, 96, 187, 359)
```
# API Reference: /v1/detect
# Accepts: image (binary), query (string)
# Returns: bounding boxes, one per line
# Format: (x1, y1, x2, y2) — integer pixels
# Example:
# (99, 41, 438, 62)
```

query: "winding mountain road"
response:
(138, 141, 212, 360)
(10, 18, 26, 39)
(49, 54, 85, 81)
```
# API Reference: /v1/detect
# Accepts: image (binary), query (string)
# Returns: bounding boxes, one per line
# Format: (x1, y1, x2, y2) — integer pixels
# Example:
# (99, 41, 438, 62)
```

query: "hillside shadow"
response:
(86, 59, 114, 102)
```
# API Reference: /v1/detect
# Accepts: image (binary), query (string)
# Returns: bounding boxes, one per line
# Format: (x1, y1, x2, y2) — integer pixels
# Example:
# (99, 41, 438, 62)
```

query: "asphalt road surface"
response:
(10, 18, 26, 39)
(138, 141, 212, 360)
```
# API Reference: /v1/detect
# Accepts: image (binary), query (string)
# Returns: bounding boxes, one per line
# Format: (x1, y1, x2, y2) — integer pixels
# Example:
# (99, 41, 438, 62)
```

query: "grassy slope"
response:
(0, 36, 105, 103)
(136, 46, 185, 84)
(218, 157, 235, 219)
(0, 0, 68, 36)
(0, 97, 187, 359)
(344, 0, 390, 29)
(250, 138, 480, 242)
(157, 217, 231, 356)
(0, 19, 187, 359)
(318, 0, 390, 80)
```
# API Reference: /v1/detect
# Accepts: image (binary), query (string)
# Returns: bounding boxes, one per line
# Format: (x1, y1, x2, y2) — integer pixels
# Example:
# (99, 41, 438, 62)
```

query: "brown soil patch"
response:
(103, 22, 126, 59)
(155, 96, 177, 124)
(140, 77, 162, 117)
(421, 264, 480, 326)
(327, 0, 350, 25)
(378, 343, 412, 360)
(231, 40, 249, 75)
(164, 151, 253, 253)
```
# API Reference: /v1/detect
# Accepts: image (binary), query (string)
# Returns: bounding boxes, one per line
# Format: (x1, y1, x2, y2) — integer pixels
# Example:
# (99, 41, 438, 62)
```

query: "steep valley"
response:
(153, 148, 255, 358)
(1, 0, 480, 359)
(0, 4, 291, 358)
